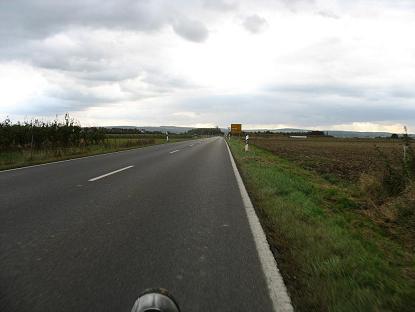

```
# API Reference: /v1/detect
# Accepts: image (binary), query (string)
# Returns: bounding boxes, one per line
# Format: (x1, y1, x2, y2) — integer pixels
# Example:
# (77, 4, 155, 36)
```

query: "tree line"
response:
(186, 127, 223, 136)
(0, 114, 105, 151)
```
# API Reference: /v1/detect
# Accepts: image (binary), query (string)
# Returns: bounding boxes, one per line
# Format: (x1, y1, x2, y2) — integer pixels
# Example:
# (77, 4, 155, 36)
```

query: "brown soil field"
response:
(251, 135, 415, 250)
(251, 136, 412, 182)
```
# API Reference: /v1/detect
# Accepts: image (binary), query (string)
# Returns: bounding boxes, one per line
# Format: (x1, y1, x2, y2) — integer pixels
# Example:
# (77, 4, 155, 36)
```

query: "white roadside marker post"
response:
(166, 131, 169, 143)
(245, 134, 249, 152)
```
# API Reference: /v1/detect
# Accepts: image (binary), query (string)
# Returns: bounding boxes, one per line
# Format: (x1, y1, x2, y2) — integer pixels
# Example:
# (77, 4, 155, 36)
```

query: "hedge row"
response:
(0, 115, 105, 150)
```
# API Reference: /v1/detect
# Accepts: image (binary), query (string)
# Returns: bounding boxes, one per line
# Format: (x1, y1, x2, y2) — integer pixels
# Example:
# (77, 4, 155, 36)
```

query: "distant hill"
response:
(245, 128, 308, 133)
(325, 130, 392, 138)
(106, 126, 195, 134)
(106, 126, 413, 138)
(107, 126, 229, 134)
(245, 128, 413, 138)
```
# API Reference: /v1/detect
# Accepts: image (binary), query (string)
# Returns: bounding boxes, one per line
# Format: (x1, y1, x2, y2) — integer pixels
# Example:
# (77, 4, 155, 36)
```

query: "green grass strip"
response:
(228, 139, 415, 312)
(0, 138, 190, 171)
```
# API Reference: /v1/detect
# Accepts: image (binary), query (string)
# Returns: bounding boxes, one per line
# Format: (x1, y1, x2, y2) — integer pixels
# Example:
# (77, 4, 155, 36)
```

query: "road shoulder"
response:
(225, 139, 293, 312)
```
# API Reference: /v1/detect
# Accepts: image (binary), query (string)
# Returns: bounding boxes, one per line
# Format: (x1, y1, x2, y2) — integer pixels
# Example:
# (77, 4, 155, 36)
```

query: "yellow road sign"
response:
(231, 124, 242, 135)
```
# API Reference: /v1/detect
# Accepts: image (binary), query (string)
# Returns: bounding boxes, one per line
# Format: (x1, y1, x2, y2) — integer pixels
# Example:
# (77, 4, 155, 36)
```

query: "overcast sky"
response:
(1, 0, 414, 131)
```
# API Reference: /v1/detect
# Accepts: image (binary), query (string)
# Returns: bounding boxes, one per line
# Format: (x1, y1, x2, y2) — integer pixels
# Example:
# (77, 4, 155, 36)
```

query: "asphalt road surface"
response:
(0, 137, 275, 312)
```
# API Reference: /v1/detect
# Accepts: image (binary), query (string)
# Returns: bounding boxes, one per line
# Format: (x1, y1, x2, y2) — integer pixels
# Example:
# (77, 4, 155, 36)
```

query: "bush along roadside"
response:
(228, 138, 415, 312)
(0, 116, 194, 170)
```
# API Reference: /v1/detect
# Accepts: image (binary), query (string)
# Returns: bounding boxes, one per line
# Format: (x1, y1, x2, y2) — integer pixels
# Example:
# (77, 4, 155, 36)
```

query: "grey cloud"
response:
(0, 1, 204, 116)
(177, 93, 415, 128)
(45, 68, 192, 106)
(29, 82, 156, 116)
(74, 68, 142, 83)
(172, 17, 209, 42)
(2, 0, 414, 130)
(389, 87, 415, 99)
(0, 0, 209, 47)
(279, 0, 316, 12)
(316, 10, 340, 19)
(265, 84, 367, 98)
(242, 14, 268, 33)
(0, 19, 195, 108)
(203, 0, 238, 11)
(265, 83, 415, 101)
(48, 90, 122, 105)
(9, 96, 94, 116)
(280, 0, 315, 4)
(141, 67, 198, 90)
(0, 1, 166, 43)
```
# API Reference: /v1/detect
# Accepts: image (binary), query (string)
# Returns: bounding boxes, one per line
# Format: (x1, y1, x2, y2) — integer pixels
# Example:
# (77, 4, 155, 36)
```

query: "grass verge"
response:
(0, 137, 189, 171)
(228, 139, 415, 312)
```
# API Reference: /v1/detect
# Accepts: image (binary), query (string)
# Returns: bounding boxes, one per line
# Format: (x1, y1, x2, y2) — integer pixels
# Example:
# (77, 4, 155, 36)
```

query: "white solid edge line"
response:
(169, 150, 180, 154)
(88, 165, 134, 182)
(225, 141, 294, 312)
(0, 149, 136, 173)
(0, 140, 199, 173)
(0, 146, 152, 173)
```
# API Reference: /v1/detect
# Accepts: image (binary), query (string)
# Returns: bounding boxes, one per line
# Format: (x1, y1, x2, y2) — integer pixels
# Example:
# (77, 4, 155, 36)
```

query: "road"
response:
(0, 137, 275, 311)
